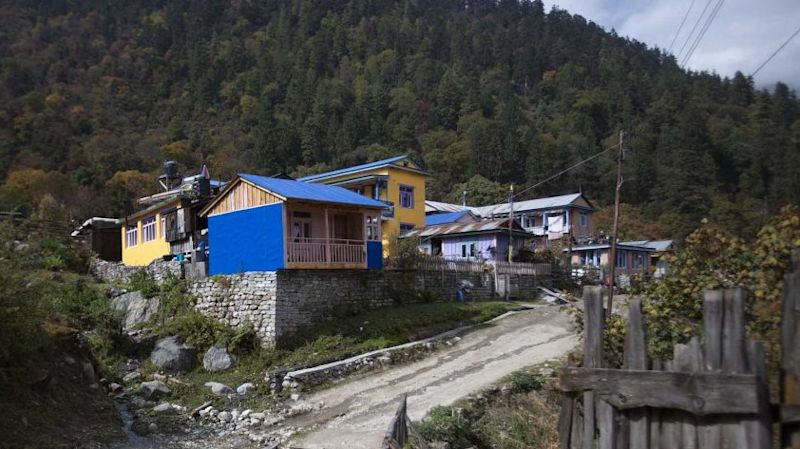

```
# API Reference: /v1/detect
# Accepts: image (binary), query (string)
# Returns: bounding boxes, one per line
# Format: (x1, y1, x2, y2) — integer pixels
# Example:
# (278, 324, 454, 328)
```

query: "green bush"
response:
(509, 370, 545, 393)
(128, 270, 159, 298)
(417, 406, 472, 447)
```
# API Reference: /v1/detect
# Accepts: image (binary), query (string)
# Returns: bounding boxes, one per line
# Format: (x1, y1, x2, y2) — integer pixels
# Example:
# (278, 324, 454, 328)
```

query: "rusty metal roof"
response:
(403, 218, 531, 239)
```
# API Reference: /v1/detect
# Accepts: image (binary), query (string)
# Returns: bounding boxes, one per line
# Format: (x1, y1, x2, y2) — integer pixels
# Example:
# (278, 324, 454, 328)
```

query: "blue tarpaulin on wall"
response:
(366, 241, 383, 270)
(208, 203, 285, 274)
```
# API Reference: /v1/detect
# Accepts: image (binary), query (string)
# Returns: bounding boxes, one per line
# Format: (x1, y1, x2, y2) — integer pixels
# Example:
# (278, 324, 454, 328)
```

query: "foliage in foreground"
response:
(417, 368, 556, 449)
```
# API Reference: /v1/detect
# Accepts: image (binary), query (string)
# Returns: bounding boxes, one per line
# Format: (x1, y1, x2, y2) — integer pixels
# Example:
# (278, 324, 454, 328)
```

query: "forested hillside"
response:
(1, 0, 798, 238)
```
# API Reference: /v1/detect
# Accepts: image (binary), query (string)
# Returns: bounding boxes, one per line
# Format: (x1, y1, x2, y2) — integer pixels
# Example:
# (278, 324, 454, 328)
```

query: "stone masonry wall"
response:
(91, 258, 183, 285)
(189, 272, 278, 343)
(189, 269, 546, 347)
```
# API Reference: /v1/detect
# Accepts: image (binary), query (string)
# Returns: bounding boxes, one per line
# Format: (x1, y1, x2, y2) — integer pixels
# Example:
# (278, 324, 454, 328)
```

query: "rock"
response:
(236, 382, 255, 395)
(153, 402, 176, 414)
(290, 393, 301, 401)
(111, 291, 160, 332)
(203, 346, 237, 372)
(218, 411, 232, 423)
(123, 371, 141, 383)
(108, 382, 123, 393)
(148, 423, 158, 432)
(204, 381, 234, 396)
(250, 412, 266, 420)
(139, 380, 171, 400)
(150, 336, 195, 372)
(105, 286, 127, 298)
(82, 361, 96, 382)
(377, 355, 392, 365)
(64, 356, 76, 365)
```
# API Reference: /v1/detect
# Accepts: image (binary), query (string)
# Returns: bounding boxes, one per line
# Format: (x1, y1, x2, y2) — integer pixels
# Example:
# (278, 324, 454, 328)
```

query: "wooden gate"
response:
(558, 286, 772, 448)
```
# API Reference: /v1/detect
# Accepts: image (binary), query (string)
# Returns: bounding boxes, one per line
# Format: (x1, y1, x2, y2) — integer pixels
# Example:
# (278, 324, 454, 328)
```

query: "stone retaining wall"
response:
(190, 273, 278, 342)
(91, 258, 183, 285)
(189, 268, 548, 347)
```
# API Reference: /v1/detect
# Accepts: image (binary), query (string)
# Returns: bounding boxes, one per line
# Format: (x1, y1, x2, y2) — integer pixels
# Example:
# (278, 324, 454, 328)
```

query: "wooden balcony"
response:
(286, 238, 366, 269)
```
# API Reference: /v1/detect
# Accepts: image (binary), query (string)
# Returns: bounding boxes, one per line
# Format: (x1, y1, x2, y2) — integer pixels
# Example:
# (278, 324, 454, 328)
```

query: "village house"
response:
(198, 174, 386, 274)
(72, 217, 122, 262)
(121, 164, 223, 266)
(565, 239, 671, 282)
(425, 192, 597, 248)
(297, 155, 428, 254)
(404, 217, 532, 262)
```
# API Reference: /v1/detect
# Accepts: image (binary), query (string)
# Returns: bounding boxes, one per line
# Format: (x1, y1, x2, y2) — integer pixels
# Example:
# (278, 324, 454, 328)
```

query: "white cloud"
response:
(543, 0, 800, 89)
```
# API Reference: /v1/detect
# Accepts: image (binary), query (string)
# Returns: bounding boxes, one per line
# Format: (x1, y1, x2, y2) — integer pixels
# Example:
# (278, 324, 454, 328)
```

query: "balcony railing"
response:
(287, 238, 366, 266)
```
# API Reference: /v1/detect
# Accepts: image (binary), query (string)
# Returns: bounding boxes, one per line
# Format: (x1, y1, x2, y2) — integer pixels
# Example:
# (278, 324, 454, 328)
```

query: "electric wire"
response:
(681, 0, 726, 66)
(668, 0, 697, 54)
(750, 23, 800, 77)
(675, 0, 714, 62)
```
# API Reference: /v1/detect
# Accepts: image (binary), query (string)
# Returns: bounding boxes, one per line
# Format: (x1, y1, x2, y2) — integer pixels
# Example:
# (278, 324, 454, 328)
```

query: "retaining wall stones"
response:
(190, 273, 278, 342)
(189, 269, 547, 347)
(91, 258, 183, 285)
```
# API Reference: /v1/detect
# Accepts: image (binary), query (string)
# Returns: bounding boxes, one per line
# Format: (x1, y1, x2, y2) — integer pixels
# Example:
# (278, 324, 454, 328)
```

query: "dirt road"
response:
(286, 304, 579, 449)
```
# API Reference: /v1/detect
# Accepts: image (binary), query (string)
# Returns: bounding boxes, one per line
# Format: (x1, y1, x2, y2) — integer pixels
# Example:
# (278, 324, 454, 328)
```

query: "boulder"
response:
(150, 336, 195, 372)
(203, 346, 237, 372)
(204, 381, 234, 396)
(153, 402, 176, 414)
(111, 291, 160, 332)
(139, 380, 171, 400)
(236, 382, 255, 395)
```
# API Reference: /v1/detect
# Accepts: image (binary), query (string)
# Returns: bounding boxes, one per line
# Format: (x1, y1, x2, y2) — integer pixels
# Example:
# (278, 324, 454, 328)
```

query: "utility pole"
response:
(606, 130, 624, 317)
(508, 184, 514, 263)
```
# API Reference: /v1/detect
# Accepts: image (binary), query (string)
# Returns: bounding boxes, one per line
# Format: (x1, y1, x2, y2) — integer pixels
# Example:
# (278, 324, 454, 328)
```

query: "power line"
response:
(681, 0, 726, 66)
(511, 141, 619, 201)
(668, 0, 697, 54)
(675, 0, 714, 62)
(750, 24, 800, 77)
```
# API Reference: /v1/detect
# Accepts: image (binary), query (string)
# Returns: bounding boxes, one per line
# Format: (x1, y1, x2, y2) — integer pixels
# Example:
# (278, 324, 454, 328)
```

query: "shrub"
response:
(417, 406, 472, 447)
(509, 370, 545, 393)
(128, 270, 159, 298)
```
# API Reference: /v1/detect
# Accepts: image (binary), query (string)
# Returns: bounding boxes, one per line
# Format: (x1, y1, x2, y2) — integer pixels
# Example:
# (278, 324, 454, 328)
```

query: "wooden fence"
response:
(557, 278, 800, 448)
(783, 251, 800, 448)
(413, 256, 551, 276)
(381, 395, 428, 449)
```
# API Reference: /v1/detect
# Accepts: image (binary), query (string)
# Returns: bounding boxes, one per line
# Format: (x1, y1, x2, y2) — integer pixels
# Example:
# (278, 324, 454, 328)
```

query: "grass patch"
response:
(416, 365, 558, 449)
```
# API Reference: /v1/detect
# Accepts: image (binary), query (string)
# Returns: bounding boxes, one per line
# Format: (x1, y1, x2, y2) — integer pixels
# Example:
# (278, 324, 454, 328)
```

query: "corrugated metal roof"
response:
(622, 240, 674, 251)
(239, 174, 387, 208)
(425, 211, 471, 226)
(566, 243, 656, 252)
(473, 193, 587, 217)
(424, 200, 476, 214)
(297, 155, 427, 182)
(404, 218, 531, 239)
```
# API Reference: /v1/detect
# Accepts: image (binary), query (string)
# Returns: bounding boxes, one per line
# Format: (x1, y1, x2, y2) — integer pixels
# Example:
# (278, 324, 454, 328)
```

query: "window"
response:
(616, 250, 627, 268)
(126, 225, 138, 247)
(580, 212, 588, 227)
(632, 252, 645, 269)
(399, 223, 415, 234)
(562, 211, 567, 225)
(142, 216, 156, 243)
(366, 215, 380, 241)
(160, 215, 166, 238)
(399, 185, 414, 209)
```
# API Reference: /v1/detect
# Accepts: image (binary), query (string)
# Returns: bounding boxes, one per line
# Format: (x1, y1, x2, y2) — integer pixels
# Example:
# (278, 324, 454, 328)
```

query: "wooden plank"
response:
(583, 286, 604, 369)
(783, 250, 800, 379)
(559, 394, 574, 449)
(722, 288, 747, 373)
(596, 399, 616, 449)
(624, 297, 648, 449)
(744, 340, 771, 449)
(721, 288, 748, 447)
(703, 290, 724, 371)
(557, 368, 760, 415)
(570, 397, 584, 449)
(674, 339, 701, 449)
(581, 286, 603, 449)
(583, 391, 596, 449)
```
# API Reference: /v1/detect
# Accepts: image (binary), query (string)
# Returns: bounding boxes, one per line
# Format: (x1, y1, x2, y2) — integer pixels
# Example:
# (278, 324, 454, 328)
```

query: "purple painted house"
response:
(403, 218, 532, 262)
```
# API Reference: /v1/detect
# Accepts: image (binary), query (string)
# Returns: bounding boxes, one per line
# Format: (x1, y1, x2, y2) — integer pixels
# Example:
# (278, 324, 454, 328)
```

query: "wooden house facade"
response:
(199, 174, 386, 274)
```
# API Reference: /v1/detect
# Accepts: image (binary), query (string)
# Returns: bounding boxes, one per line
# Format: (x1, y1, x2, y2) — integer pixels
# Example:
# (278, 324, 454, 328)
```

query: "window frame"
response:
(126, 224, 138, 248)
(398, 184, 414, 209)
(616, 250, 628, 268)
(142, 216, 157, 243)
(579, 212, 588, 227)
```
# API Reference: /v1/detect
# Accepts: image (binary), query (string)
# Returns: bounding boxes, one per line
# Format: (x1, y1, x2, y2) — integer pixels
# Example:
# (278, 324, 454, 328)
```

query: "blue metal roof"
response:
(239, 174, 387, 208)
(297, 155, 424, 182)
(426, 211, 470, 226)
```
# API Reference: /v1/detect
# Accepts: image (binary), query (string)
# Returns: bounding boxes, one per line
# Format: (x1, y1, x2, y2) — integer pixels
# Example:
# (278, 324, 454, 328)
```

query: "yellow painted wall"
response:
(305, 163, 427, 256)
(121, 211, 170, 266)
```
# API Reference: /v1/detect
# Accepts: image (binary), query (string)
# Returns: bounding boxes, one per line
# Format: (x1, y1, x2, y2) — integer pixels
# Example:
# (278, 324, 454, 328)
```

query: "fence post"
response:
(583, 286, 604, 449)
(625, 297, 648, 448)
(781, 250, 800, 448)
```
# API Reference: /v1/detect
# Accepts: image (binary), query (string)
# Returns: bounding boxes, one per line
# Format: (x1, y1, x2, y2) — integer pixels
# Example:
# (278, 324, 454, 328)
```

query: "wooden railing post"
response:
(583, 286, 604, 449)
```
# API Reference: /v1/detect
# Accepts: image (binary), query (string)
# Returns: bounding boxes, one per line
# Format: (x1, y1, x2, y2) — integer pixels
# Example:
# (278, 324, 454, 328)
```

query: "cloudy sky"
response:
(542, 0, 800, 89)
